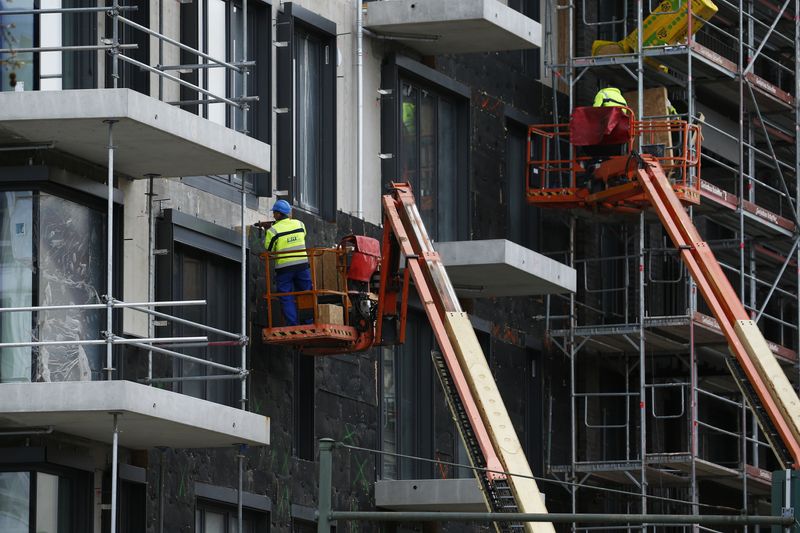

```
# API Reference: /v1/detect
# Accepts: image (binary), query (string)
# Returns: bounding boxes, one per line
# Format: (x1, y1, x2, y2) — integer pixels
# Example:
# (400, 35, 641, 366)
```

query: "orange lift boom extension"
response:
(377, 183, 554, 533)
(634, 155, 800, 469)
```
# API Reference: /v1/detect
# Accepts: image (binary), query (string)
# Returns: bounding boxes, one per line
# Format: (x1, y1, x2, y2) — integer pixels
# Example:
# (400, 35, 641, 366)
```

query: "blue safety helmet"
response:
(272, 199, 292, 216)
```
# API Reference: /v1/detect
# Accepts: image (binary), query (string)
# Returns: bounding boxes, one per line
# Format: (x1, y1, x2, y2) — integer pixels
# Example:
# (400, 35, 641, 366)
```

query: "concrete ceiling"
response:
(0, 381, 269, 449)
(0, 89, 270, 178)
(436, 239, 576, 298)
(364, 0, 542, 55)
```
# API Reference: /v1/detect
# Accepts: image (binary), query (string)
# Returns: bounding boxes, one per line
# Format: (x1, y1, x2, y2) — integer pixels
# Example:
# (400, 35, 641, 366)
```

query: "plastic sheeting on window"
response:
(0, 472, 30, 533)
(35, 193, 106, 382)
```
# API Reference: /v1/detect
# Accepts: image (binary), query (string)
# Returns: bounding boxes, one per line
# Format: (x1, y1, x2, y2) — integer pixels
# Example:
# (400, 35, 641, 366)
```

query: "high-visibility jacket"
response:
(593, 87, 628, 108)
(402, 101, 415, 131)
(265, 218, 308, 269)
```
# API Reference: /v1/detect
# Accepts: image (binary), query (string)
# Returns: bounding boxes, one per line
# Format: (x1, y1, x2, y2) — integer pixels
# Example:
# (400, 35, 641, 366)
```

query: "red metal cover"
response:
(570, 106, 631, 146)
(347, 235, 381, 282)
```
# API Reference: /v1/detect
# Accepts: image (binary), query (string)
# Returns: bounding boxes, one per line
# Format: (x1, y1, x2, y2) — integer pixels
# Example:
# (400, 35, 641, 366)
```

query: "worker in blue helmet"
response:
(265, 199, 312, 326)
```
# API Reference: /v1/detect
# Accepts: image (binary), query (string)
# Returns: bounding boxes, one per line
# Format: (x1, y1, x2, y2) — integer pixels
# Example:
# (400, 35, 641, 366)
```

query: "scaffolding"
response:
(0, 2, 263, 533)
(541, 0, 800, 527)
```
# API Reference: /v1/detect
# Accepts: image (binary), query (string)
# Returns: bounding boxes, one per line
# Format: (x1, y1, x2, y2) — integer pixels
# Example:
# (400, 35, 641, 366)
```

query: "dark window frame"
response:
(179, 0, 271, 197)
(276, 3, 337, 221)
(155, 209, 244, 407)
(0, 0, 97, 91)
(506, 0, 541, 78)
(0, 464, 93, 533)
(380, 54, 470, 241)
(505, 107, 540, 250)
(378, 312, 435, 480)
(195, 498, 269, 533)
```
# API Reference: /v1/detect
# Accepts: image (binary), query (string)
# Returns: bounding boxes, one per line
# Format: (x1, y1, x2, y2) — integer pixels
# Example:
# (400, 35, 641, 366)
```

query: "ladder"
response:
(377, 183, 555, 533)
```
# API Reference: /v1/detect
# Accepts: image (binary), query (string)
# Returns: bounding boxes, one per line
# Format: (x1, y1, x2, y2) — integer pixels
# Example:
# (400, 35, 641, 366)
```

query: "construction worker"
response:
(582, 86, 630, 167)
(266, 200, 312, 326)
(593, 86, 628, 109)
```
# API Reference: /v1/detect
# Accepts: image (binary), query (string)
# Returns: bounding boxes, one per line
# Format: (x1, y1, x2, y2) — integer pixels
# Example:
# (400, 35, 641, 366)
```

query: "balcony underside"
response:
(364, 0, 541, 55)
(436, 239, 576, 298)
(0, 89, 270, 178)
(0, 381, 269, 449)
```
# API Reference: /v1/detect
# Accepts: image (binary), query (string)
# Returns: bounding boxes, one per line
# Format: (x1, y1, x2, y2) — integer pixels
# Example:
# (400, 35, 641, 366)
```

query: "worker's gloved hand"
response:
(253, 220, 275, 230)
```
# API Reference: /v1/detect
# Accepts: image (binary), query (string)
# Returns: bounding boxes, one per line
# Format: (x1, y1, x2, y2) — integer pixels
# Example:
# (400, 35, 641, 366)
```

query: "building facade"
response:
(2, 0, 795, 532)
(0, 1, 561, 532)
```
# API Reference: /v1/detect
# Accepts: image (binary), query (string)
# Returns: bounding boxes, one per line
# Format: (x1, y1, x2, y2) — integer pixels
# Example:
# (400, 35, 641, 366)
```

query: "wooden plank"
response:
(444, 311, 553, 533)
(734, 320, 800, 447)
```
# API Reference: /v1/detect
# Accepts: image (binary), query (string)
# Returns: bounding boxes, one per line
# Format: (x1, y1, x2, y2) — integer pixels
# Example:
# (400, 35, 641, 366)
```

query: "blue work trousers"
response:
(275, 265, 313, 326)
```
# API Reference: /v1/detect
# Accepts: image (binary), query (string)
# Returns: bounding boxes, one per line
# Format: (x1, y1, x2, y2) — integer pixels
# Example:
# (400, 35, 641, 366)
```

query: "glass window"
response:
(206, 0, 227, 125)
(398, 79, 461, 241)
(171, 244, 240, 406)
(0, 0, 95, 92)
(0, 190, 107, 384)
(195, 501, 264, 533)
(0, 470, 88, 533)
(381, 314, 434, 480)
(0, 192, 33, 383)
(0, 472, 30, 533)
(0, 0, 34, 91)
(295, 29, 323, 213)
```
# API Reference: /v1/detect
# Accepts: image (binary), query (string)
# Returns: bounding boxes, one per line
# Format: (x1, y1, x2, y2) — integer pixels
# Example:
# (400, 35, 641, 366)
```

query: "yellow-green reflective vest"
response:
(593, 87, 628, 108)
(265, 218, 308, 269)
(402, 101, 415, 132)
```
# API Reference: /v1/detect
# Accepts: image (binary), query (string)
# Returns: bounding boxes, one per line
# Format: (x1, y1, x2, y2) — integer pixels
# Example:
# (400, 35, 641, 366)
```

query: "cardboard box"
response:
(317, 303, 344, 325)
(622, 86, 674, 157)
(623, 0, 717, 51)
(312, 249, 344, 292)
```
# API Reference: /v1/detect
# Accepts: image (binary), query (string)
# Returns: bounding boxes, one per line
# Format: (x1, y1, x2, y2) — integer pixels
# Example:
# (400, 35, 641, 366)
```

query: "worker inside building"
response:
(265, 200, 313, 326)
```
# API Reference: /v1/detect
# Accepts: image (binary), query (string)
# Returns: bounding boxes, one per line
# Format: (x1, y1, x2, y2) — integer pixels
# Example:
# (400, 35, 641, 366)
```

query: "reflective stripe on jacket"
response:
(593, 88, 628, 108)
(266, 218, 308, 269)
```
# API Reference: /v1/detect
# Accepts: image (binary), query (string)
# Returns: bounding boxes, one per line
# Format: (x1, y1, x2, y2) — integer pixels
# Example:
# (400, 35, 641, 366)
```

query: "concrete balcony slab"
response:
(363, 0, 541, 55)
(0, 89, 270, 178)
(0, 381, 269, 449)
(436, 239, 576, 298)
(375, 479, 486, 512)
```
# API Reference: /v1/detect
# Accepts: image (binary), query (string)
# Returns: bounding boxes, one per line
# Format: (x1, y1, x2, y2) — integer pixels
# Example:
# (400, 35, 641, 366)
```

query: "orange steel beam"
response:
(635, 157, 800, 467)
(379, 187, 505, 478)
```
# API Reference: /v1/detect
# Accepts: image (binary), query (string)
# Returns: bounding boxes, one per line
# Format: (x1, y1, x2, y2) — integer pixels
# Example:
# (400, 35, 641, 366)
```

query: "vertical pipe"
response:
(158, 0, 163, 100)
(784, 469, 792, 533)
(105, 121, 116, 380)
(738, 0, 746, 307)
(158, 448, 166, 533)
(566, 0, 575, 523)
(242, 0, 248, 134)
(240, 172, 248, 409)
(270, 1, 278, 195)
(795, 0, 800, 399)
(147, 175, 156, 383)
(689, 299, 699, 527)
(356, 0, 364, 219)
(318, 438, 334, 533)
(638, 211, 647, 524)
(237, 445, 245, 533)
(569, 215, 577, 533)
(110, 413, 120, 533)
(112, 0, 119, 88)
(636, 2, 646, 526)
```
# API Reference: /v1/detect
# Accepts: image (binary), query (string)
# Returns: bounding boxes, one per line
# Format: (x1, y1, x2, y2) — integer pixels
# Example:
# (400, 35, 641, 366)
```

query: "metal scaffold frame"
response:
(542, 0, 800, 528)
(0, 2, 257, 533)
